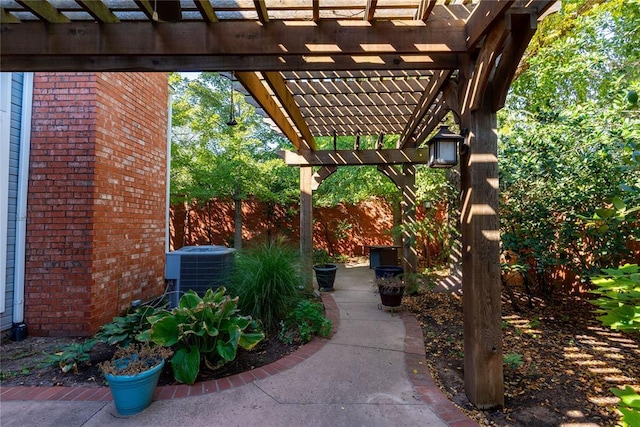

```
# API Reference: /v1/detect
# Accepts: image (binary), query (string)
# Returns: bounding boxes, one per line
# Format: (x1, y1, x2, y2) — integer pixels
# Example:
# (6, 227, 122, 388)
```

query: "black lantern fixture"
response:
(427, 125, 463, 168)
(226, 72, 238, 127)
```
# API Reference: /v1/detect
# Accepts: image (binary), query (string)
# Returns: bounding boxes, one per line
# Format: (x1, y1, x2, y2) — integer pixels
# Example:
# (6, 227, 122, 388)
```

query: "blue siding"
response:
(2, 73, 24, 332)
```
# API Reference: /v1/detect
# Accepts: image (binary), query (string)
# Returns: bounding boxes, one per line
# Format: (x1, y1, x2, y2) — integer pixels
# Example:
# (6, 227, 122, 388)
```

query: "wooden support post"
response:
(300, 166, 314, 292)
(401, 164, 418, 277)
(459, 96, 504, 409)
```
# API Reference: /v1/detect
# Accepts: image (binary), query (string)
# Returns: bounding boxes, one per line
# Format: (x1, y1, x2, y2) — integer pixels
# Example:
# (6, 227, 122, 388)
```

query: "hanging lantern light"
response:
(427, 125, 462, 168)
(226, 72, 238, 127)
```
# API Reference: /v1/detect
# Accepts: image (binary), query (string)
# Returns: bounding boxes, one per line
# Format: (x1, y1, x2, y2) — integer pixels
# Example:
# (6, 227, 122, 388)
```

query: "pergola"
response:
(1, 0, 557, 408)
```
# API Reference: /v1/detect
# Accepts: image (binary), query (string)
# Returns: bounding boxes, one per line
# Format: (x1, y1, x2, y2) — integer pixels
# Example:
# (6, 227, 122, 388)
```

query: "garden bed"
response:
(404, 289, 640, 426)
(0, 334, 300, 388)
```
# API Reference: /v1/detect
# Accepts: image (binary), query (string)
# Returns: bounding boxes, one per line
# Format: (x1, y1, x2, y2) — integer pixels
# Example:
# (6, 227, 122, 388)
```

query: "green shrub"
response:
(95, 300, 167, 347)
(144, 288, 264, 385)
(590, 264, 640, 424)
(231, 237, 302, 332)
(590, 264, 640, 332)
(278, 300, 332, 344)
(313, 248, 333, 264)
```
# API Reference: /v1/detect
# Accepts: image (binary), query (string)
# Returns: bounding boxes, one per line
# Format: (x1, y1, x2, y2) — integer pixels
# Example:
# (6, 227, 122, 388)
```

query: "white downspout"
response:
(13, 72, 34, 326)
(165, 86, 174, 253)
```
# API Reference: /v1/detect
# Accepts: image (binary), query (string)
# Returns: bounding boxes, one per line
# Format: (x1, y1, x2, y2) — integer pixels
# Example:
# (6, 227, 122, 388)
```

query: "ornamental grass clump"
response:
(231, 237, 302, 332)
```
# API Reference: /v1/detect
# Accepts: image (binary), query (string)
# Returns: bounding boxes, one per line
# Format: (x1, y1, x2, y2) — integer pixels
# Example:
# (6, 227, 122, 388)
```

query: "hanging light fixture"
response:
(226, 72, 238, 127)
(427, 125, 463, 168)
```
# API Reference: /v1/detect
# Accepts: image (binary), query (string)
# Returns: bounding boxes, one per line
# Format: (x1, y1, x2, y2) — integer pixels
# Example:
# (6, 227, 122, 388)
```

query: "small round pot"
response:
(105, 358, 164, 416)
(313, 263, 339, 291)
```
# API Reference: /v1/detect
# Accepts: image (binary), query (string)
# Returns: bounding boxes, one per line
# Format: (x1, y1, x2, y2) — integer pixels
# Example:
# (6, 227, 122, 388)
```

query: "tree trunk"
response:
(234, 197, 243, 250)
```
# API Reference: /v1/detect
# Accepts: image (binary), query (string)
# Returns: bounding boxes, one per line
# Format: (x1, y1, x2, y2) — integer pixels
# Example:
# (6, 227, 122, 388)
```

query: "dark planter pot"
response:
(314, 263, 338, 291)
(374, 265, 404, 279)
(377, 285, 405, 307)
(375, 265, 405, 307)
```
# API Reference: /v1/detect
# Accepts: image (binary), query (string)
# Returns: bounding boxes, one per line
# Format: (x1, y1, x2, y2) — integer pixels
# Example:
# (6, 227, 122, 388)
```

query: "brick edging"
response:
(0, 294, 341, 403)
(400, 311, 480, 427)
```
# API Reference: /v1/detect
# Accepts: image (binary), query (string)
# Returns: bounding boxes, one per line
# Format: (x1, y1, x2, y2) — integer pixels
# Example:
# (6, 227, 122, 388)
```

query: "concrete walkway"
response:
(0, 264, 477, 427)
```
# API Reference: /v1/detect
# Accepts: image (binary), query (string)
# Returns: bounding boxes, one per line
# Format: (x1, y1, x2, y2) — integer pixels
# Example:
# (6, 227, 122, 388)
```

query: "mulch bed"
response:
(404, 289, 640, 426)
(0, 334, 300, 388)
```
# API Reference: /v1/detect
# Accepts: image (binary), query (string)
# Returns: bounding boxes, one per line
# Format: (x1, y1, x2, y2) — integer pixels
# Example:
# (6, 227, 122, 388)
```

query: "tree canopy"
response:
(498, 0, 640, 282)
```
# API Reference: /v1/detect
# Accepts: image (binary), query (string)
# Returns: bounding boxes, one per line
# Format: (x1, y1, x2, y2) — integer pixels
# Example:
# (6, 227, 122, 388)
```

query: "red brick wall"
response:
(25, 72, 168, 336)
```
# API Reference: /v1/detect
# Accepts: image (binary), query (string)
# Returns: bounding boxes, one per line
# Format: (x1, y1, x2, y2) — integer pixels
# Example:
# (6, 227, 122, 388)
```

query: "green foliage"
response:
(590, 264, 640, 332)
(499, 0, 640, 286)
(44, 339, 98, 373)
(230, 237, 302, 332)
(503, 352, 524, 370)
(146, 288, 264, 385)
(278, 300, 332, 344)
(611, 386, 640, 427)
(170, 72, 296, 207)
(313, 248, 334, 264)
(95, 302, 167, 347)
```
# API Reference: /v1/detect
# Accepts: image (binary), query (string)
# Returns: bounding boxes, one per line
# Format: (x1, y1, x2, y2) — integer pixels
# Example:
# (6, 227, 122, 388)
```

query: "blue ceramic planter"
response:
(105, 358, 164, 416)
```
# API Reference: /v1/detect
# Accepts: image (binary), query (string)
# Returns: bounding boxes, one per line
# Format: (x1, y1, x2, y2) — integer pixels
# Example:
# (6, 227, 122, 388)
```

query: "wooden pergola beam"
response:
(465, 0, 514, 49)
(312, 166, 338, 191)
(491, 13, 538, 111)
(466, 18, 510, 112)
(0, 20, 468, 57)
(281, 148, 429, 166)
(0, 53, 460, 73)
(235, 72, 305, 151)
(263, 72, 317, 150)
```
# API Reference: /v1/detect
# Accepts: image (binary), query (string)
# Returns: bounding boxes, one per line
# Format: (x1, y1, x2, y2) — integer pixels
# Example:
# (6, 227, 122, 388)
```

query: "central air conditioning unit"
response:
(165, 245, 236, 307)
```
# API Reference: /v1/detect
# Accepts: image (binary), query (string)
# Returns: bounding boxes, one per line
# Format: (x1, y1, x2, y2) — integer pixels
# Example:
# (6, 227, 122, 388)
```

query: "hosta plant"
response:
(143, 287, 264, 385)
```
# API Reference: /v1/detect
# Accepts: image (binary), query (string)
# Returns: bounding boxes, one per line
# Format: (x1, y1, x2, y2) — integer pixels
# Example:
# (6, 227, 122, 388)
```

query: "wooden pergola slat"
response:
(15, 0, 70, 23)
(193, 0, 219, 22)
(76, 0, 120, 23)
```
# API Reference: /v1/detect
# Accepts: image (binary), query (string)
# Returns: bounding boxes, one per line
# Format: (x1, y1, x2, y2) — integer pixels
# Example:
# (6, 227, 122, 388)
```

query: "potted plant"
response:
(99, 343, 173, 416)
(375, 274, 406, 308)
(313, 263, 339, 291)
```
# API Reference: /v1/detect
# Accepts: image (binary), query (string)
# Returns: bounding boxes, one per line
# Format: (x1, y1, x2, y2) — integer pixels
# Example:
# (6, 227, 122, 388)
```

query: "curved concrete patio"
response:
(0, 263, 477, 427)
